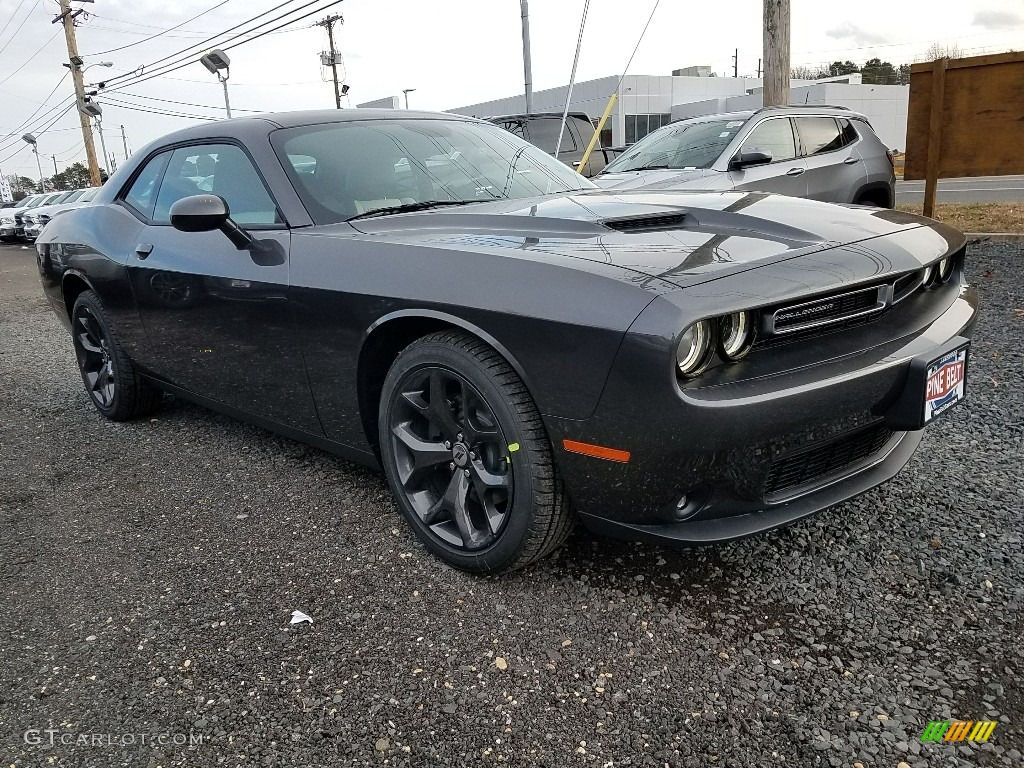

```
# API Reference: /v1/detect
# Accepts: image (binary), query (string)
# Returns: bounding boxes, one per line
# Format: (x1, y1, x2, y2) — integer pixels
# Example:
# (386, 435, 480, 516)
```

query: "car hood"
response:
(338, 190, 956, 290)
(592, 168, 718, 191)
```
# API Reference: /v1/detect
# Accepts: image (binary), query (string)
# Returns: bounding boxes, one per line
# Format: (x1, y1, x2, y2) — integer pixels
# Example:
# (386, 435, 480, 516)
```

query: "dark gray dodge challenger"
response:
(35, 110, 978, 573)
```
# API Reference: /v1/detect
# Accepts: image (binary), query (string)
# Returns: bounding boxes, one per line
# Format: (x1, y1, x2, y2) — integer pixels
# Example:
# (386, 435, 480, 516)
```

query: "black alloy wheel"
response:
(71, 290, 162, 421)
(379, 331, 572, 573)
(389, 366, 512, 550)
(74, 304, 116, 409)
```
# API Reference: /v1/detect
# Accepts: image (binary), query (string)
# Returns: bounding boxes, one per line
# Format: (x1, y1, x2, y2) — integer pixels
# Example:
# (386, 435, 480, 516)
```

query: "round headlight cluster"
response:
(676, 320, 714, 377)
(924, 255, 957, 287)
(676, 311, 757, 378)
(719, 310, 755, 361)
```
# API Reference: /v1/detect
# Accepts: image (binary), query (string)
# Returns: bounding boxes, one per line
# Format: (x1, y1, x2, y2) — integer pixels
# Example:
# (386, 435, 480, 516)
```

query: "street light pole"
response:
(94, 115, 110, 175)
(199, 50, 232, 118)
(22, 134, 44, 192)
(520, 0, 533, 113)
(402, 88, 415, 109)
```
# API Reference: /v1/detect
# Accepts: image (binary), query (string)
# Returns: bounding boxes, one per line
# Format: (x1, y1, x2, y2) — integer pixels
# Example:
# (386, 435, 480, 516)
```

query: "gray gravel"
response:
(1, 240, 1022, 767)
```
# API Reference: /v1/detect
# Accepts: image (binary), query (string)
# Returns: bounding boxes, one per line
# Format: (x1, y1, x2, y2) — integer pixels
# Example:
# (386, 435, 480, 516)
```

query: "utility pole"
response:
(733, 48, 738, 78)
(762, 0, 790, 106)
(316, 14, 344, 109)
(520, 0, 533, 113)
(52, 155, 59, 177)
(120, 124, 129, 160)
(757, 58, 762, 78)
(54, 0, 101, 186)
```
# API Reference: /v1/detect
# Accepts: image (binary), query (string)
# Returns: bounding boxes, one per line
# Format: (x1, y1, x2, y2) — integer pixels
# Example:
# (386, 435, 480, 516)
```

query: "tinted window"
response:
(123, 152, 170, 218)
(274, 119, 592, 224)
(741, 118, 797, 162)
(837, 118, 859, 146)
(152, 144, 281, 226)
(526, 117, 577, 154)
(796, 117, 844, 156)
(607, 118, 746, 172)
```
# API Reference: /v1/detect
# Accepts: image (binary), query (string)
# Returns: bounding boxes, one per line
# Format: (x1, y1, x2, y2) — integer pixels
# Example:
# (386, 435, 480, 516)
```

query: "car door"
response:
(794, 116, 866, 202)
(728, 116, 807, 197)
(123, 141, 322, 434)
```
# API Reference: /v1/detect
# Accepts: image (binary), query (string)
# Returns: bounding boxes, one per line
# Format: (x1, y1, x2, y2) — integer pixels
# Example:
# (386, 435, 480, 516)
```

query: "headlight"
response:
(0, 216, 13, 225)
(922, 263, 936, 286)
(937, 256, 954, 281)
(676, 320, 713, 377)
(718, 311, 755, 361)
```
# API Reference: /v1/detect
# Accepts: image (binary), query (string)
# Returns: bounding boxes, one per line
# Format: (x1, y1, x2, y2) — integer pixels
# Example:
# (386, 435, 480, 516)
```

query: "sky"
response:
(0, 0, 1021, 179)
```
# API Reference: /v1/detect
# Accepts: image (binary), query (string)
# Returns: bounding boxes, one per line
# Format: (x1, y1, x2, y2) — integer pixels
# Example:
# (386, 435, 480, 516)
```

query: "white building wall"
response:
(447, 74, 908, 149)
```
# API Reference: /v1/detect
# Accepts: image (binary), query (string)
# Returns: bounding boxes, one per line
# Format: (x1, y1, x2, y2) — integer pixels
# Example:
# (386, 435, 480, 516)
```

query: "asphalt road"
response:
(896, 175, 1024, 205)
(1, 241, 1022, 767)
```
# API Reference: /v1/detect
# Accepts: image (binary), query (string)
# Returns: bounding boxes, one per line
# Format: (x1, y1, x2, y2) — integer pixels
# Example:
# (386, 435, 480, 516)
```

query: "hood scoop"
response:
(602, 212, 687, 232)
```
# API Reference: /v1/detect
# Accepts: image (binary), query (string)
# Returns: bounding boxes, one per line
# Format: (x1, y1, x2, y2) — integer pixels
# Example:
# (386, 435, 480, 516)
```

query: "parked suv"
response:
(594, 106, 895, 207)
(485, 112, 617, 178)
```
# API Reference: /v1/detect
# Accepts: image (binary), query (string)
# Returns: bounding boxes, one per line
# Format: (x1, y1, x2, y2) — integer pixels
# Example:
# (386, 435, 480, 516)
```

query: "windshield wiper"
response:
(346, 200, 480, 222)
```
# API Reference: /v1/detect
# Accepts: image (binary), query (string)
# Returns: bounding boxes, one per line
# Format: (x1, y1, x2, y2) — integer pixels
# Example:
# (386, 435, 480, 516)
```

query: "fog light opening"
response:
(673, 488, 708, 521)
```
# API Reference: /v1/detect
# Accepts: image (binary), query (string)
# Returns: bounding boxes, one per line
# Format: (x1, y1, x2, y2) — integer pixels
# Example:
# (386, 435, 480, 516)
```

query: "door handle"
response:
(785, 167, 805, 176)
(135, 243, 154, 260)
(843, 156, 860, 164)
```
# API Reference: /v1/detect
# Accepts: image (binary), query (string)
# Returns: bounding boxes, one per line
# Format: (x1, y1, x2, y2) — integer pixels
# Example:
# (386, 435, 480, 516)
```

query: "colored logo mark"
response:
(921, 720, 998, 742)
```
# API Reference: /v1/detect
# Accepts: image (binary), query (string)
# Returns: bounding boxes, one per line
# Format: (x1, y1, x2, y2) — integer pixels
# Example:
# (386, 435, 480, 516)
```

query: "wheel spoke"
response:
(470, 458, 509, 490)
(444, 471, 484, 548)
(392, 421, 451, 489)
(76, 332, 102, 355)
(428, 371, 461, 440)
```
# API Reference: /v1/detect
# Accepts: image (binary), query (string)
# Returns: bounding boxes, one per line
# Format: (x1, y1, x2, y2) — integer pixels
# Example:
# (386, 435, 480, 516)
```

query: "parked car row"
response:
(1, 187, 100, 243)
(491, 105, 895, 207)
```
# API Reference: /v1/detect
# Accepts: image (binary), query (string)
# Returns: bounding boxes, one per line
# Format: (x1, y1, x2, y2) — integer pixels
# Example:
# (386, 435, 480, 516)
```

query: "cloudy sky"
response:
(1, 0, 1021, 179)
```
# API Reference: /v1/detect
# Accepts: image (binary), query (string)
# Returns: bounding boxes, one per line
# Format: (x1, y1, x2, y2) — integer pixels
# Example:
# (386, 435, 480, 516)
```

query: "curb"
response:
(965, 233, 1024, 243)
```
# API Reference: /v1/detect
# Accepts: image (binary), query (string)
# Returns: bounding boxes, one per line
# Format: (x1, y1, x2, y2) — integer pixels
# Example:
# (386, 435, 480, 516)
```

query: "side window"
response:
(122, 151, 170, 219)
(526, 117, 577, 155)
(837, 118, 859, 146)
(796, 117, 844, 156)
(741, 118, 797, 163)
(152, 144, 282, 226)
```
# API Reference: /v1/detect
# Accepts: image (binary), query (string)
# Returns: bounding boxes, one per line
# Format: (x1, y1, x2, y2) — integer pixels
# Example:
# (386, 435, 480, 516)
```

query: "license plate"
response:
(924, 346, 968, 423)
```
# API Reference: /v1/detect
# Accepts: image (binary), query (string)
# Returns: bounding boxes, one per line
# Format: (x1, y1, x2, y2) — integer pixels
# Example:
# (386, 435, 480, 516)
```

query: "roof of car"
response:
(481, 112, 594, 122)
(667, 105, 869, 131)
(128, 109, 487, 156)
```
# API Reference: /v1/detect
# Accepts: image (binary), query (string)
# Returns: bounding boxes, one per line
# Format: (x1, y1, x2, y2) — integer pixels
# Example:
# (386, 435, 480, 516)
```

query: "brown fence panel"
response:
(906, 51, 1024, 182)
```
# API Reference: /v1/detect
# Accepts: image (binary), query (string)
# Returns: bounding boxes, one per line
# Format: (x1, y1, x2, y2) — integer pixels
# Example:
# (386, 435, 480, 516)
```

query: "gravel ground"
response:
(1, 240, 1021, 768)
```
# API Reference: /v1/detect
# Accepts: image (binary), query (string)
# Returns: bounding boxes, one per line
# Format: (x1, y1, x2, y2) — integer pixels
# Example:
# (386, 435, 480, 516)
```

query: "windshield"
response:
(77, 187, 99, 203)
(603, 118, 748, 172)
(272, 118, 595, 224)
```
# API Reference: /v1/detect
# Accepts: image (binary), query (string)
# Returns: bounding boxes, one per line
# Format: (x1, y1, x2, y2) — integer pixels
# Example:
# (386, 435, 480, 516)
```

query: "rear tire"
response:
(71, 290, 162, 421)
(378, 331, 572, 574)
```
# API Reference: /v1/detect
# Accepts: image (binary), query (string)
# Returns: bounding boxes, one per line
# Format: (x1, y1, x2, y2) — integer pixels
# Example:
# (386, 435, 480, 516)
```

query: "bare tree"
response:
(924, 42, 963, 61)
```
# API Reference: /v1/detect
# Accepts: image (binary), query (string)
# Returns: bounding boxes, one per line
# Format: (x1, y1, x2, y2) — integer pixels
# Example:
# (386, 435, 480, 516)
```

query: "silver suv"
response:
(593, 106, 895, 207)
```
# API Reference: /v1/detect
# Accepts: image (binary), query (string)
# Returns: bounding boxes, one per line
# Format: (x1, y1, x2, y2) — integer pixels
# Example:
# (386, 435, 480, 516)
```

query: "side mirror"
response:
(729, 149, 773, 170)
(169, 194, 253, 250)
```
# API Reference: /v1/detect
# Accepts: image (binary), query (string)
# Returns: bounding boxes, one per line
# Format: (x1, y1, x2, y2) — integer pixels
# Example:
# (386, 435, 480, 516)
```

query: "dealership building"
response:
(443, 69, 910, 151)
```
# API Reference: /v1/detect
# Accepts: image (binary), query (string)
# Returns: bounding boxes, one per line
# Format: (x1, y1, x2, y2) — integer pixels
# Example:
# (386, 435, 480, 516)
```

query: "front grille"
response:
(771, 285, 884, 334)
(764, 424, 894, 499)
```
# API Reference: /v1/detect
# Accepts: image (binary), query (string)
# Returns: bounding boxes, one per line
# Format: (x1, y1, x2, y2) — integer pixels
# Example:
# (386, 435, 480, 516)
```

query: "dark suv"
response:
(485, 112, 617, 178)
(594, 106, 895, 207)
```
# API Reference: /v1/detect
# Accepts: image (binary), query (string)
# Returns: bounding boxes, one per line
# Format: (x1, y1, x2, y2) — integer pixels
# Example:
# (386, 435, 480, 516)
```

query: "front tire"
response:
(378, 331, 572, 574)
(71, 290, 162, 421)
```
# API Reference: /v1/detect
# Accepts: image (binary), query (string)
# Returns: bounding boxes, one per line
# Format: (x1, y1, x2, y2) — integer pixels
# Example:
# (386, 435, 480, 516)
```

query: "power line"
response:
(82, 0, 233, 56)
(102, 0, 343, 94)
(0, 73, 70, 142)
(0, 0, 43, 57)
(0, 101, 76, 165)
(0, 30, 61, 89)
(101, 0, 332, 87)
(113, 90, 264, 113)
(0, 0, 31, 41)
(97, 96, 219, 121)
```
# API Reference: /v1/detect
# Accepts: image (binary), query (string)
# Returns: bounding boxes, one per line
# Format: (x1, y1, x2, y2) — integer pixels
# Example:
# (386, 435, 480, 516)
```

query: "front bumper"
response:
(23, 223, 43, 240)
(0, 224, 21, 238)
(544, 279, 979, 545)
